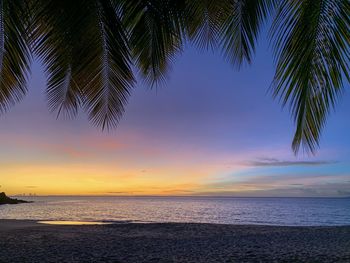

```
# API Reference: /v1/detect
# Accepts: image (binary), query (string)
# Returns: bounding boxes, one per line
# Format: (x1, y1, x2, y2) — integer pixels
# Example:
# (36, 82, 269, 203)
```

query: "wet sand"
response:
(0, 220, 349, 262)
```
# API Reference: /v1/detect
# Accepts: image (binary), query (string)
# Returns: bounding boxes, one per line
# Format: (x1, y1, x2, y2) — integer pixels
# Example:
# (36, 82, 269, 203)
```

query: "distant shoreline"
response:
(1, 219, 349, 262)
(0, 192, 31, 205)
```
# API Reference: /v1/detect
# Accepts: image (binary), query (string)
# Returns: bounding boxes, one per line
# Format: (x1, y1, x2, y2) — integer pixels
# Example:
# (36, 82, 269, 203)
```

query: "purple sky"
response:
(1, 37, 350, 196)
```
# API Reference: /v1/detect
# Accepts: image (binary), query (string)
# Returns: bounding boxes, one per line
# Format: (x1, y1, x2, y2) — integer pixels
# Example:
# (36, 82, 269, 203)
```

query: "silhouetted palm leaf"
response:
(185, 0, 224, 50)
(0, 0, 31, 113)
(271, 0, 350, 153)
(33, 0, 86, 118)
(34, 0, 134, 128)
(121, 0, 185, 85)
(82, 0, 134, 129)
(220, 0, 275, 67)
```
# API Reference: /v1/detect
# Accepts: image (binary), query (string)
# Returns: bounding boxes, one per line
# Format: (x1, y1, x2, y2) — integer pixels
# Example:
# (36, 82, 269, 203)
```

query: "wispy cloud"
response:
(105, 192, 132, 195)
(196, 181, 350, 197)
(161, 189, 195, 194)
(245, 157, 336, 167)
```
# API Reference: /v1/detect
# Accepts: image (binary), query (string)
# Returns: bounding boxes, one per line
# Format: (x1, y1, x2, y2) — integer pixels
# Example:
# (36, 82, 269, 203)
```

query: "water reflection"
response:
(38, 220, 112, 225)
(1, 196, 349, 226)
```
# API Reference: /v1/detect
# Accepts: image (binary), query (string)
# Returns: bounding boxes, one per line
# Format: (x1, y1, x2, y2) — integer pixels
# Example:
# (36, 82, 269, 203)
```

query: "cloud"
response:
(105, 192, 131, 194)
(25, 186, 38, 188)
(161, 189, 195, 194)
(199, 170, 350, 197)
(0, 132, 128, 160)
(104, 191, 146, 195)
(245, 158, 336, 167)
(195, 182, 350, 197)
(337, 190, 350, 196)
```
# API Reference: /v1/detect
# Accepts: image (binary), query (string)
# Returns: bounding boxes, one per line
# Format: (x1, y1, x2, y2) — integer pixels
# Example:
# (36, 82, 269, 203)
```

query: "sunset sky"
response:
(1, 38, 350, 197)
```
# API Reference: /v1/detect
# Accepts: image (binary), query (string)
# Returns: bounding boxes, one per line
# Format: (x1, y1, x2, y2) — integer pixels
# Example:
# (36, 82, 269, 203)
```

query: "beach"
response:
(0, 220, 349, 262)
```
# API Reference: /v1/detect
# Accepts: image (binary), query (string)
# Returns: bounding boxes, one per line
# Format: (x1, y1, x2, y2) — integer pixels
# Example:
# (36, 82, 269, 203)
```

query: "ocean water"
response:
(0, 196, 349, 226)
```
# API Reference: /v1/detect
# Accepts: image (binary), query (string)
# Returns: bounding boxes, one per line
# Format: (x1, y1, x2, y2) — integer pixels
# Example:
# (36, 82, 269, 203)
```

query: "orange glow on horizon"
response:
(2, 162, 240, 196)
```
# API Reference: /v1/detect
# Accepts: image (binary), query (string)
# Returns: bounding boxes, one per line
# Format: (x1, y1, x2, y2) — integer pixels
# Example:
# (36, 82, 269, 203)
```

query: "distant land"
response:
(0, 192, 31, 205)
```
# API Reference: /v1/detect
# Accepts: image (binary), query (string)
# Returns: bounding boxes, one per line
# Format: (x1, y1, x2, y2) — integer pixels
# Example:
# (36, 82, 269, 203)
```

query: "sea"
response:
(0, 196, 349, 226)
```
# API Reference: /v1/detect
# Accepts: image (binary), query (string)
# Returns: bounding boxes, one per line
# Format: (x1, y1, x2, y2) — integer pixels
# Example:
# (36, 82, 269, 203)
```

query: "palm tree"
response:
(0, 0, 349, 154)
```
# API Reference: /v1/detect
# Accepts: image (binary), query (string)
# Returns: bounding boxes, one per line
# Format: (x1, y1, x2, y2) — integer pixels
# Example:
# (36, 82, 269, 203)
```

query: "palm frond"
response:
(0, 0, 31, 113)
(184, 0, 224, 50)
(271, 0, 350, 154)
(33, 0, 134, 128)
(121, 0, 185, 85)
(82, 0, 134, 129)
(220, 0, 275, 67)
(32, 0, 88, 118)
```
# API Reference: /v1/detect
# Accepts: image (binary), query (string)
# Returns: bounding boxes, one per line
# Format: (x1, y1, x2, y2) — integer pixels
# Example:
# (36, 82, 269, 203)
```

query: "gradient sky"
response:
(1, 37, 350, 197)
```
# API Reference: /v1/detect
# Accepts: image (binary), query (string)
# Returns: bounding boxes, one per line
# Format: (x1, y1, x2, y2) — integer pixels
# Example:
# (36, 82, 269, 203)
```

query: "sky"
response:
(1, 37, 350, 197)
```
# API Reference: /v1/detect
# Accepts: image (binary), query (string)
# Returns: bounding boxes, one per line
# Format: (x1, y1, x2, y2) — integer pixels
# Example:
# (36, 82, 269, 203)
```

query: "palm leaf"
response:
(121, 0, 185, 85)
(32, 0, 100, 118)
(0, 0, 31, 113)
(184, 0, 224, 50)
(271, 0, 350, 154)
(32, 0, 135, 128)
(220, 0, 275, 67)
(82, 0, 134, 129)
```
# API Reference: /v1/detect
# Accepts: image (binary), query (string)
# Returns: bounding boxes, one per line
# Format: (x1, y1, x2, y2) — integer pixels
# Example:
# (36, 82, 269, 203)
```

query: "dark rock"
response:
(0, 192, 31, 205)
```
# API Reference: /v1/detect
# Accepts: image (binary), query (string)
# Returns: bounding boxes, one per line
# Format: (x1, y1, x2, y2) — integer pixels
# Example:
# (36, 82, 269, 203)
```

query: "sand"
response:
(0, 220, 349, 262)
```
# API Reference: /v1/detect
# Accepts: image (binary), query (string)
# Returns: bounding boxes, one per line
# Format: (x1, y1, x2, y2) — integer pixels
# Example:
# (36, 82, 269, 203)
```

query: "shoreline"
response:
(0, 192, 31, 205)
(1, 220, 349, 262)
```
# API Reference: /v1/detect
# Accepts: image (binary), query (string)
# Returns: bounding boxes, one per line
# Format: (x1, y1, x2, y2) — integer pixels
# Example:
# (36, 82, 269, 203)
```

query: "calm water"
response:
(0, 196, 349, 226)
